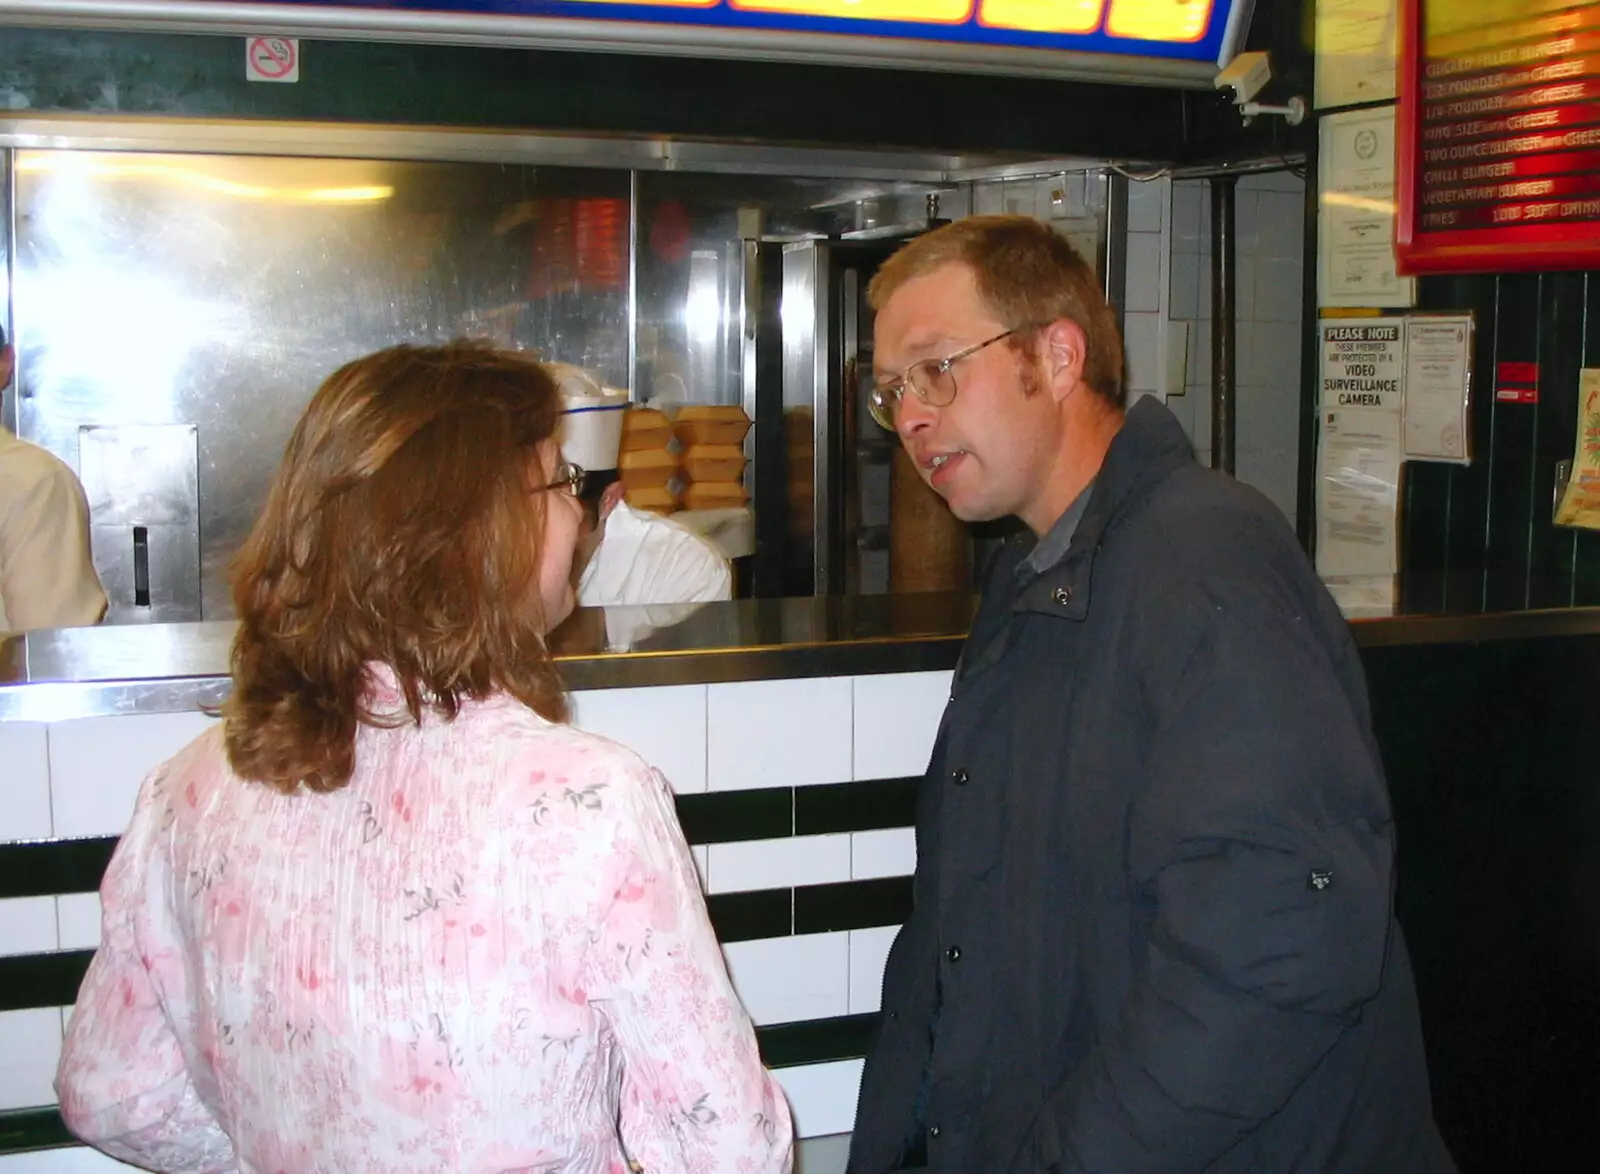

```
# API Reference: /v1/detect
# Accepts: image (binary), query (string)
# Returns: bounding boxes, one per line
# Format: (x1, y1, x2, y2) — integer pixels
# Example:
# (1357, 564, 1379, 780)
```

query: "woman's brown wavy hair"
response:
(223, 340, 570, 795)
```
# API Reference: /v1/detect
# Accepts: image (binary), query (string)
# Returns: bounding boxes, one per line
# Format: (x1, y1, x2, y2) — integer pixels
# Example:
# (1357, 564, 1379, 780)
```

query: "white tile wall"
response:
(1126, 177, 1166, 234)
(850, 671, 948, 781)
(706, 833, 851, 895)
(1172, 182, 1207, 251)
(1122, 311, 1163, 395)
(1257, 188, 1305, 258)
(795, 1132, 851, 1174)
(1123, 232, 1163, 314)
(570, 684, 708, 793)
(56, 894, 103, 952)
(1253, 257, 1303, 324)
(848, 926, 900, 1015)
(774, 1058, 865, 1139)
(850, 829, 915, 881)
(0, 1150, 131, 1172)
(1121, 177, 1171, 402)
(1169, 250, 1203, 321)
(47, 712, 216, 839)
(723, 932, 849, 1025)
(0, 722, 53, 843)
(1161, 174, 1306, 519)
(0, 1007, 64, 1111)
(707, 677, 852, 792)
(0, 897, 58, 958)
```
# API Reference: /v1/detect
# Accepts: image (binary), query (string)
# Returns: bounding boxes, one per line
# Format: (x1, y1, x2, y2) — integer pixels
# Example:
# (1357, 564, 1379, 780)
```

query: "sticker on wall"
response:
(1401, 314, 1473, 464)
(1494, 362, 1539, 405)
(246, 36, 300, 83)
(1554, 368, 1600, 531)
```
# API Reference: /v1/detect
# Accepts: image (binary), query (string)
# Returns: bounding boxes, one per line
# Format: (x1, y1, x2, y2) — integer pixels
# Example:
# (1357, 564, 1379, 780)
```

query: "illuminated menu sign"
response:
(254, 0, 1243, 65)
(1397, 0, 1600, 273)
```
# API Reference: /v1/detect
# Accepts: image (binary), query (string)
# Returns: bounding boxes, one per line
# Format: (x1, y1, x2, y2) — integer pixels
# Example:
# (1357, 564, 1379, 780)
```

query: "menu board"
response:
(1396, 0, 1600, 273)
(220, 0, 1246, 66)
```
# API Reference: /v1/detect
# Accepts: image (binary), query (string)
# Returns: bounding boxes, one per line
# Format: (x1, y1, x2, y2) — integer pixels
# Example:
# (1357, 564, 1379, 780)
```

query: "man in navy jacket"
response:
(847, 216, 1455, 1174)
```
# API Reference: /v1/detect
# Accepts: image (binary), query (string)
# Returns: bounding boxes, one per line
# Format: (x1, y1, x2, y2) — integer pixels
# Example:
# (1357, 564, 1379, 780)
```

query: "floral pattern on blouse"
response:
(57, 686, 793, 1174)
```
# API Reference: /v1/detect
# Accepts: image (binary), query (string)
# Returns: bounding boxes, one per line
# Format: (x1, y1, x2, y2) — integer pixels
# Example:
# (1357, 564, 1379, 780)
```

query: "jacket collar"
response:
(1013, 395, 1195, 621)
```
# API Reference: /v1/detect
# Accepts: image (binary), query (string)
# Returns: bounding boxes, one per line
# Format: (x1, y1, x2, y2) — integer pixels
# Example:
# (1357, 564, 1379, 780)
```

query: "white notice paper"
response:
(1318, 109, 1416, 308)
(1321, 319, 1404, 412)
(1402, 316, 1473, 463)
(1316, 407, 1403, 580)
(1323, 574, 1399, 619)
(1314, 0, 1398, 110)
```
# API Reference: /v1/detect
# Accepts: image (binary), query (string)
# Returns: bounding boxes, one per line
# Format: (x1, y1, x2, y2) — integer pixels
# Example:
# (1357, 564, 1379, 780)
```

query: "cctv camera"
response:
(1215, 51, 1272, 105)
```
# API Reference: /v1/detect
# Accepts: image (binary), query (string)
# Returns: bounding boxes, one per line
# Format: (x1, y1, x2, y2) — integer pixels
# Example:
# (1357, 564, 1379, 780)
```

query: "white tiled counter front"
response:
(0, 664, 952, 1166)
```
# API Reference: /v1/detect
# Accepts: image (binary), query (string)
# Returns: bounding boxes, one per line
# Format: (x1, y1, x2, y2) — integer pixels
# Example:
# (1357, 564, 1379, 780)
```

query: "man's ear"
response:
(1038, 321, 1087, 403)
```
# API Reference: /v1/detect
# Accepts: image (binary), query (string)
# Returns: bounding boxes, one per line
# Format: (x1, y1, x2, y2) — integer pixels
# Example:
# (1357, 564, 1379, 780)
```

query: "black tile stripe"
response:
(0, 877, 910, 1012)
(0, 837, 118, 900)
(0, 949, 93, 1014)
(676, 778, 920, 844)
(793, 777, 919, 836)
(757, 1011, 881, 1069)
(795, 876, 914, 935)
(0, 1107, 74, 1154)
(705, 887, 793, 943)
(0, 778, 920, 903)
(675, 789, 791, 844)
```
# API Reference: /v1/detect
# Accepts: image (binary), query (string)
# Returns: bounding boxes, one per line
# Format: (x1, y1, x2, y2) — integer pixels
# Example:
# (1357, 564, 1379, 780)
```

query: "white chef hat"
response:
(549, 362, 628, 473)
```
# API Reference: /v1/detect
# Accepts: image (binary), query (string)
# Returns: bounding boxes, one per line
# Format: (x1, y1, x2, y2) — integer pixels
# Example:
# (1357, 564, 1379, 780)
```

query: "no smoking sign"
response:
(246, 36, 299, 84)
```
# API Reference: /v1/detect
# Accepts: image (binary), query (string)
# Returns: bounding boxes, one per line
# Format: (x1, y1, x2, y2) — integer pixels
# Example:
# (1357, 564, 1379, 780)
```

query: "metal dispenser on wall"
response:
(78, 425, 203, 624)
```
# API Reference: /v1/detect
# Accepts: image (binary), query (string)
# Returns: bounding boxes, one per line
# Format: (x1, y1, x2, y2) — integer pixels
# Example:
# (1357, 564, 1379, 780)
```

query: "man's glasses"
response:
(868, 328, 1024, 431)
(536, 461, 587, 498)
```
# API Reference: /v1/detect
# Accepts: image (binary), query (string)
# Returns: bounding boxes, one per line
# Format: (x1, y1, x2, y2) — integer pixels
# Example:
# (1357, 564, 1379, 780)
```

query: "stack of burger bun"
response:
(675, 405, 751, 512)
(618, 407, 679, 514)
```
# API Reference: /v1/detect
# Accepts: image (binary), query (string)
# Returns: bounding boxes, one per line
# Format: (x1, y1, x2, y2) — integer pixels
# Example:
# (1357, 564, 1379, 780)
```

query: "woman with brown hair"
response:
(55, 342, 792, 1173)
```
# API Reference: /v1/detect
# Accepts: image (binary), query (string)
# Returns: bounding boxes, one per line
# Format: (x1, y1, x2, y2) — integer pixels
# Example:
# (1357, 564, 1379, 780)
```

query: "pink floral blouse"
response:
(56, 685, 793, 1174)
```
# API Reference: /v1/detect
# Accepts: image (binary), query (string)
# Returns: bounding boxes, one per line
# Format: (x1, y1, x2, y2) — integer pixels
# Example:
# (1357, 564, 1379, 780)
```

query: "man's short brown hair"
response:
(224, 340, 570, 794)
(868, 215, 1126, 407)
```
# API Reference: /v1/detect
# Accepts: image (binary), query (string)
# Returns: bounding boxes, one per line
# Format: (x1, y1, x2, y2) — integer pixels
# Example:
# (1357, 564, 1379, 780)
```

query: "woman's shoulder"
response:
(488, 707, 667, 807)
(151, 721, 231, 798)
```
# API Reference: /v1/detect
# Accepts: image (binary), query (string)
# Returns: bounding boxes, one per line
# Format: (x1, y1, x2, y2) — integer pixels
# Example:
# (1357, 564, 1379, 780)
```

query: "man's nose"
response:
(895, 391, 937, 439)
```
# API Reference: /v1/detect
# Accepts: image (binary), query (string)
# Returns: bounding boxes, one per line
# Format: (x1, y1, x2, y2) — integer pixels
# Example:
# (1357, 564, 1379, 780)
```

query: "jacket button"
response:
(1053, 586, 1073, 606)
(946, 945, 962, 962)
(929, 1124, 942, 1139)
(951, 768, 969, 786)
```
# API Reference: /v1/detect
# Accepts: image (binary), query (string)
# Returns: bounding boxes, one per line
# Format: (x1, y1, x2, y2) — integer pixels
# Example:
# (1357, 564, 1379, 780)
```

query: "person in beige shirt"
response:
(0, 327, 107, 632)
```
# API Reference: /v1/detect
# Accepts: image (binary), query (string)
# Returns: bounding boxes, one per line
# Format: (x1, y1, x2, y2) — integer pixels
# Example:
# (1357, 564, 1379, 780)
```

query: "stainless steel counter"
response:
(0, 595, 976, 721)
(6, 587, 1600, 723)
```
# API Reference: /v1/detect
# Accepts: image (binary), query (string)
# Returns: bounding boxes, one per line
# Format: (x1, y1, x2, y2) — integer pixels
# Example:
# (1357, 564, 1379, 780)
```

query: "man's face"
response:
(569, 479, 625, 588)
(0, 345, 13, 393)
(872, 262, 1062, 525)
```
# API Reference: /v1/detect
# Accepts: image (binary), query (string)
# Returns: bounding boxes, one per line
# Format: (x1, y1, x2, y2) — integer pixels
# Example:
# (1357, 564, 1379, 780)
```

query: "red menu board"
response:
(1396, 0, 1600, 274)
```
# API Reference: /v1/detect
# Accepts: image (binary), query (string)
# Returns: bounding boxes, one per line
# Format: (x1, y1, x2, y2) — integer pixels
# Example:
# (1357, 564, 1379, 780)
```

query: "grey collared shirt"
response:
(1016, 480, 1096, 583)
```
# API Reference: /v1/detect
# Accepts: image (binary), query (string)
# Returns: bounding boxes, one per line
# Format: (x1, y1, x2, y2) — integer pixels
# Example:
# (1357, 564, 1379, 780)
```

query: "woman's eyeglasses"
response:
(536, 462, 587, 498)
